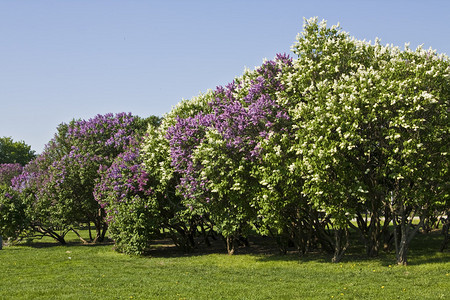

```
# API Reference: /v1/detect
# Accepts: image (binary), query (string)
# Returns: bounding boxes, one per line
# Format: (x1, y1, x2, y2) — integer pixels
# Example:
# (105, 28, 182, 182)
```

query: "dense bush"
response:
(10, 152, 72, 244)
(0, 186, 29, 240)
(164, 55, 293, 254)
(94, 142, 161, 254)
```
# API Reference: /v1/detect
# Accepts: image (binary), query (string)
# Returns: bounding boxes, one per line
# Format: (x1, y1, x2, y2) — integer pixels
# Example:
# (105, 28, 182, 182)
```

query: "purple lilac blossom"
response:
(94, 142, 152, 224)
(167, 54, 292, 203)
(0, 163, 23, 187)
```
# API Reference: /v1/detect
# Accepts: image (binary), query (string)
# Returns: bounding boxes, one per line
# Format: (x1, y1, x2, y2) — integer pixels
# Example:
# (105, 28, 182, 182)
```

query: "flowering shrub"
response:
(7, 140, 92, 244)
(94, 143, 161, 254)
(65, 113, 139, 156)
(46, 113, 151, 242)
(281, 17, 449, 263)
(164, 54, 292, 253)
(9, 113, 153, 244)
(141, 94, 217, 252)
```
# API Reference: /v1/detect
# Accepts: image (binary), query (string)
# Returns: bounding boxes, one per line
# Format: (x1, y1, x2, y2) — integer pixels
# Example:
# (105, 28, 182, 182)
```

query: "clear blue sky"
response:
(1, 0, 449, 153)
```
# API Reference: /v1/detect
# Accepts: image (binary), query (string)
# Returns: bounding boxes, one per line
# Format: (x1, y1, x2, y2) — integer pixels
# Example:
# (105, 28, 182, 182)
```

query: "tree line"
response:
(1, 18, 448, 265)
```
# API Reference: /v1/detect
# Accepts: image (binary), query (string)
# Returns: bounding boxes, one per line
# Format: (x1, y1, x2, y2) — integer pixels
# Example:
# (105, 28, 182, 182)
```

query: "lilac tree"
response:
(46, 113, 152, 242)
(282, 18, 449, 263)
(140, 94, 216, 252)
(9, 113, 154, 244)
(166, 55, 292, 254)
(10, 152, 71, 244)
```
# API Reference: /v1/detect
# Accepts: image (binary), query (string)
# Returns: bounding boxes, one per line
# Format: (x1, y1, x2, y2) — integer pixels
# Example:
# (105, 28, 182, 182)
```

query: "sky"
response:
(1, 0, 449, 154)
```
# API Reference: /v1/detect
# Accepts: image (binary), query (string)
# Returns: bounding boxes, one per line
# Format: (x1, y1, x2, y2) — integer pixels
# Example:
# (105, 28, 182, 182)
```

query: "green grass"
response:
(0, 231, 449, 299)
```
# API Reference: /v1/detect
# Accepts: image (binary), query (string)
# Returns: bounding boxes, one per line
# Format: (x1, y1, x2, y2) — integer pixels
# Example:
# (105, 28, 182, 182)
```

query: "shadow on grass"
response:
(403, 255, 448, 266)
(143, 235, 287, 258)
(144, 235, 336, 265)
(6, 230, 447, 266)
(143, 230, 448, 266)
(11, 239, 114, 249)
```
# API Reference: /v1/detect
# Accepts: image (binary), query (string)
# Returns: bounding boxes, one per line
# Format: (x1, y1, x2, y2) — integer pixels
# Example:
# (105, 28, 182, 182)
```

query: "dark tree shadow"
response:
(4, 229, 447, 266)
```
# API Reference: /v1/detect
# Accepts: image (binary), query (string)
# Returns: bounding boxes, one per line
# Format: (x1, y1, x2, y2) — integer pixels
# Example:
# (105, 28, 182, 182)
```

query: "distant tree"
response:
(0, 137, 36, 166)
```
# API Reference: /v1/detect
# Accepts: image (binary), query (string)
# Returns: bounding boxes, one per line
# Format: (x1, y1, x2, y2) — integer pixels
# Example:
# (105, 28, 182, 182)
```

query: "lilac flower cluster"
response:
(41, 113, 148, 218)
(167, 54, 292, 202)
(10, 155, 47, 193)
(44, 112, 142, 190)
(65, 112, 139, 156)
(10, 171, 33, 192)
(166, 112, 216, 173)
(0, 163, 23, 187)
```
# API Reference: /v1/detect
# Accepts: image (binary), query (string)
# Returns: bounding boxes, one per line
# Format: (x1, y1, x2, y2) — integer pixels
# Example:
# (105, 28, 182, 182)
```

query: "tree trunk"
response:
(56, 236, 67, 245)
(381, 206, 393, 251)
(200, 224, 211, 247)
(312, 212, 334, 254)
(93, 208, 108, 243)
(441, 212, 449, 252)
(397, 215, 409, 266)
(93, 224, 102, 243)
(88, 222, 93, 242)
(226, 236, 235, 255)
(268, 228, 288, 254)
(391, 202, 424, 266)
(71, 228, 89, 244)
(35, 226, 67, 245)
(332, 228, 349, 263)
(366, 210, 380, 257)
(100, 222, 108, 242)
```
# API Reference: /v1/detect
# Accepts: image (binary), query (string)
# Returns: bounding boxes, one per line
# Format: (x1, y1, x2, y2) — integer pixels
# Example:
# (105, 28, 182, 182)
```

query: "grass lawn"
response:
(0, 230, 448, 299)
